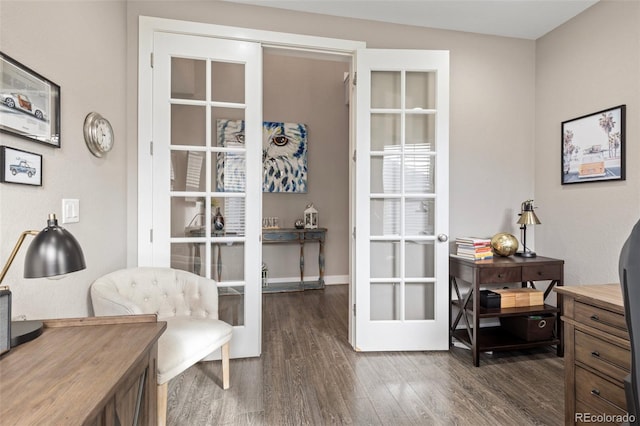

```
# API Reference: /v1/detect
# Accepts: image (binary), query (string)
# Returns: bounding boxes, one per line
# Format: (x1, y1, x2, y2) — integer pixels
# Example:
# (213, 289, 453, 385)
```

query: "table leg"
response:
(217, 243, 222, 282)
(319, 239, 325, 285)
(299, 242, 304, 285)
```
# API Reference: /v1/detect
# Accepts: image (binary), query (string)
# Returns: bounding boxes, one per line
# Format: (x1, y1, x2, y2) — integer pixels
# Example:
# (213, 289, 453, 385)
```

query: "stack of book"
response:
(455, 237, 493, 260)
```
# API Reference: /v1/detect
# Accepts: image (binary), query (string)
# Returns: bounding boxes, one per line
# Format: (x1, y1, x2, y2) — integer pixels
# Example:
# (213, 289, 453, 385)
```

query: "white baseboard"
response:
(266, 274, 348, 286)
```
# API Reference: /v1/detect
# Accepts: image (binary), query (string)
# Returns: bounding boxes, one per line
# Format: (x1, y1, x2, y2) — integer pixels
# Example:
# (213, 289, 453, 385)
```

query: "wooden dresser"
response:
(556, 284, 631, 425)
(0, 315, 166, 425)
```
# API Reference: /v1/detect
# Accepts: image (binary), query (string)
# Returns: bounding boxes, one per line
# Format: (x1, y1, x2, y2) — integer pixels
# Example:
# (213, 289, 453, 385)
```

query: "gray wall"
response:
(1, 0, 634, 320)
(535, 0, 640, 289)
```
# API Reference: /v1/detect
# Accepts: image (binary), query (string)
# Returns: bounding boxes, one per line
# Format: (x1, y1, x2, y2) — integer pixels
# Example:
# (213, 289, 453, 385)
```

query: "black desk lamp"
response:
(515, 199, 541, 258)
(0, 213, 86, 349)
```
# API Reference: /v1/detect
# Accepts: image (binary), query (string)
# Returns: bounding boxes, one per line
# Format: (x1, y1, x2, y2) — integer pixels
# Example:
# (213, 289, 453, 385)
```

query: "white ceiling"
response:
(225, 0, 599, 40)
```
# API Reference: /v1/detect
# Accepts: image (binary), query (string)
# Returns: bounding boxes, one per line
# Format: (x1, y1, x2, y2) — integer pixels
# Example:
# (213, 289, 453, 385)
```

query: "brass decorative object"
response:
(490, 233, 519, 257)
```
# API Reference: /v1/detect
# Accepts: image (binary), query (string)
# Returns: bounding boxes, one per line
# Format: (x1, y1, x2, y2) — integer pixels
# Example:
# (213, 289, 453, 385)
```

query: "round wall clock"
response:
(83, 112, 114, 158)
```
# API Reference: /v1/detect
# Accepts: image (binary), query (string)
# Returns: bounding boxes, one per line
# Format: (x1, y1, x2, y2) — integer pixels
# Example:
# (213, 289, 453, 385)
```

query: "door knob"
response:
(438, 234, 449, 242)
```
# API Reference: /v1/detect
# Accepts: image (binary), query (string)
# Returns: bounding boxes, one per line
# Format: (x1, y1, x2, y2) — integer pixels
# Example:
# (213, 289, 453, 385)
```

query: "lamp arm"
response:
(0, 230, 39, 285)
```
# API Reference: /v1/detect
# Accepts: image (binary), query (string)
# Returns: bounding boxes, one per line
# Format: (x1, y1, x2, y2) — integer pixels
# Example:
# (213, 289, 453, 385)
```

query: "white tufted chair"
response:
(90, 267, 232, 426)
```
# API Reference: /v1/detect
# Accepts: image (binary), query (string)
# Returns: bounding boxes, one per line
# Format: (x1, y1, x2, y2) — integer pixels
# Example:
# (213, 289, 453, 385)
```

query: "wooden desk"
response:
(450, 255, 564, 366)
(0, 315, 166, 425)
(555, 284, 630, 425)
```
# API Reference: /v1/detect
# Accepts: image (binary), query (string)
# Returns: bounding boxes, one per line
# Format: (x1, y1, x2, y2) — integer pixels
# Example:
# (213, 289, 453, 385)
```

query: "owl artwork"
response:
(262, 121, 308, 193)
(216, 119, 308, 193)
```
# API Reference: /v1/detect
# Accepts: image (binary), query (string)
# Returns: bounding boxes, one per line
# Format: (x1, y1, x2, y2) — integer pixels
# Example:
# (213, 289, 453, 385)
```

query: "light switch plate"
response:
(62, 199, 80, 224)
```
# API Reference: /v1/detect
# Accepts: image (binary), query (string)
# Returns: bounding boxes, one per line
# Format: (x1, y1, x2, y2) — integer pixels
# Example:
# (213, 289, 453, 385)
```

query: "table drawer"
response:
(262, 232, 300, 242)
(575, 366, 626, 414)
(479, 267, 521, 284)
(304, 231, 325, 241)
(574, 302, 628, 339)
(522, 264, 561, 281)
(575, 329, 630, 383)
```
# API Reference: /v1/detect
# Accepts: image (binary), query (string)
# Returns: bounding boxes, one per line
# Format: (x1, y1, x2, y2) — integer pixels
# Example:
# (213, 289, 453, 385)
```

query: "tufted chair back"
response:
(91, 267, 220, 320)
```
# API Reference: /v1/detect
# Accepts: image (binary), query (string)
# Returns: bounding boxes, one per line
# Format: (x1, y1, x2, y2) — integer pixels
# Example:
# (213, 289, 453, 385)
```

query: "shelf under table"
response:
(452, 326, 560, 352)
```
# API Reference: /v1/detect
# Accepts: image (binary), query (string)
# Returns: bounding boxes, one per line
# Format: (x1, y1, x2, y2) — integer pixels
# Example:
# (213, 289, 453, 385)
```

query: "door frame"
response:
(138, 16, 365, 350)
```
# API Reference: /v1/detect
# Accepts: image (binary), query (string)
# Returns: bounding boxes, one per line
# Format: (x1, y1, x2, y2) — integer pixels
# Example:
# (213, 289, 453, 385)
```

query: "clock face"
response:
(84, 112, 114, 157)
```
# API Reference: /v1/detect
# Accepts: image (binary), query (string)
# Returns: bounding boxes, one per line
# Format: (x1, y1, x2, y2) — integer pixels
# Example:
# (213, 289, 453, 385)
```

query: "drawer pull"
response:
(591, 351, 600, 358)
(591, 389, 601, 396)
(590, 314, 600, 321)
(497, 274, 502, 278)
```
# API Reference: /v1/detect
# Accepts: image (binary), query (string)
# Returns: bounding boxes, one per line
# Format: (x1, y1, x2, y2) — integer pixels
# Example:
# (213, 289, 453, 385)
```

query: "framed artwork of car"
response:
(0, 145, 43, 186)
(0, 52, 60, 148)
(561, 104, 626, 185)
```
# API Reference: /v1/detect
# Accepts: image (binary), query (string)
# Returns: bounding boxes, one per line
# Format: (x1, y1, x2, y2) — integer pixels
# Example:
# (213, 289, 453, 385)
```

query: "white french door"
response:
(353, 49, 450, 351)
(148, 32, 262, 358)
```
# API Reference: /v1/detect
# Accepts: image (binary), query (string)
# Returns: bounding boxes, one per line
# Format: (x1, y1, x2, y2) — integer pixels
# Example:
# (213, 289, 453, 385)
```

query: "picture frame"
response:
(0, 52, 60, 147)
(0, 145, 43, 186)
(561, 105, 625, 185)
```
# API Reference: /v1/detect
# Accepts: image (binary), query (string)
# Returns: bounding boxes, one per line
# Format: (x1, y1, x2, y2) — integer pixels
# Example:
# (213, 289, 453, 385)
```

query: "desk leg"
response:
(319, 239, 325, 286)
(299, 242, 305, 285)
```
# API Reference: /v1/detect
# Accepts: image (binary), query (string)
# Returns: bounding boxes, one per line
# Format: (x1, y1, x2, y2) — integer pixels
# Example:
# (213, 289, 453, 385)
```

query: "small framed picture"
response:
(0, 52, 61, 147)
(561, 105, 625, 185)
(0, 145, 43, 186)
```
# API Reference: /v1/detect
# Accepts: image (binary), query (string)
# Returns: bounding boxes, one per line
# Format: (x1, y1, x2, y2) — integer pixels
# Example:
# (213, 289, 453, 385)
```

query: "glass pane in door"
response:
(168, 54, 247, 328)
(368, 69, 440, 323)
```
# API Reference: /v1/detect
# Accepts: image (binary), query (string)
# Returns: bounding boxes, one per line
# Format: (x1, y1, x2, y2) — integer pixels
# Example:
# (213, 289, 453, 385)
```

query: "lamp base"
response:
(515, 251, 537, 258)
(11, 320, 43, 347)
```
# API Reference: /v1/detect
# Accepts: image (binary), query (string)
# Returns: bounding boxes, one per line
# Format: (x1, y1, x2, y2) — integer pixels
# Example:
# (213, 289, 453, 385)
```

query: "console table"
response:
(555, 284, 630, 425)
(262, 227, 326, 292)
(450, 255, 564, 366)
(0, 315, 166, 425)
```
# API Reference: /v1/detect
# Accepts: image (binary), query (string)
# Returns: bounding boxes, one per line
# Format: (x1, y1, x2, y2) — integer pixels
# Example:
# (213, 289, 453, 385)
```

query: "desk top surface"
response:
(555, 283, 623, 313)
(450, 254, 564, 268)
(0, 316, 166, 424)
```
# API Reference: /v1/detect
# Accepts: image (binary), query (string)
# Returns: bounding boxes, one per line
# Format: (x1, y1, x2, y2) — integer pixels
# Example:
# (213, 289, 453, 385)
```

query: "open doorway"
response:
(260, 50, 350, 292)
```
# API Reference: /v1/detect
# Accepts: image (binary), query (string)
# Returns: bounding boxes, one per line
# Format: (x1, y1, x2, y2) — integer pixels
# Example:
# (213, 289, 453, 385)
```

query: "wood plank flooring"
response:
(167, 285, 564, 425)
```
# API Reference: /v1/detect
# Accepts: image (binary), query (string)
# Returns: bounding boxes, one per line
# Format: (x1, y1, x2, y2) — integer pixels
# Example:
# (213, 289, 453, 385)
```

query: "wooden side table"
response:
(449, 255, 564, 366)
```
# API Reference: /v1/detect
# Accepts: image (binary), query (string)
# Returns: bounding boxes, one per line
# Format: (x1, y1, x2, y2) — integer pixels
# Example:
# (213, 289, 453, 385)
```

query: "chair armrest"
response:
(91, 285, 144, 316)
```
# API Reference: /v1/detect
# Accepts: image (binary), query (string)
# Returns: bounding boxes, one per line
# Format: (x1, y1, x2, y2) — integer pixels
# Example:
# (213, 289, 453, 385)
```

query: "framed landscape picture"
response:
(561, 105, 625, 185)
(0, 52, 60, 147)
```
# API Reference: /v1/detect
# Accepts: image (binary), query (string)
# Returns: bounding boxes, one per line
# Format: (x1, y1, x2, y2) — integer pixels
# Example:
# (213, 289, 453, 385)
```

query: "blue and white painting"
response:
(217, 119, 308, 193)
(262, 121, 307, 193)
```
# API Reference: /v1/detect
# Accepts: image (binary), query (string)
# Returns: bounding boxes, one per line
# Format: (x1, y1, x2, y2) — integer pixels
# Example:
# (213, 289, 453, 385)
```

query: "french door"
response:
(353, 49, 450, 351)
(147, 32, 262, 358)
(138, 17, 450, 356)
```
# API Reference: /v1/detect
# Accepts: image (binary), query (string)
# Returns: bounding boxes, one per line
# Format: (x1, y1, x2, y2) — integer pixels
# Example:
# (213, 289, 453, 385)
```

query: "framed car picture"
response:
(0, 145, 43, 186)
(561, 105, 625, 185)
(0, 52, 60, 147)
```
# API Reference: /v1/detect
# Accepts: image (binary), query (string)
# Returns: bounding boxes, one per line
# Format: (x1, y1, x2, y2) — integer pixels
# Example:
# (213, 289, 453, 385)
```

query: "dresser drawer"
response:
(575, 400, 627, 425)
(575, 366, 626, 413)
(479, 267, 521, 284)
(575, 330, 630, 383)
(574, 301, 628, 340)
(522, 264, 561, 281)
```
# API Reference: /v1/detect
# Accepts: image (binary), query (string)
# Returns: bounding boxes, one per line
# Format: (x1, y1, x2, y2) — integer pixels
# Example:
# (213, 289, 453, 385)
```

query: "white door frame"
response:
(138, 16, 365, 350)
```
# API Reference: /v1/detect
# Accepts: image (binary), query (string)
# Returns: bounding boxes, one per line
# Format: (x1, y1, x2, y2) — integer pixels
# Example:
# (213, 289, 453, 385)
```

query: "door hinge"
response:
(353, 304, 356, 316)
(149, 141, 153, 155)
(352, 227, 356, 239)
(353, 72, 357, 86)
(352, 150, 356, 162)
(150, 229, 153, 243)
(150, 52, 154, 68)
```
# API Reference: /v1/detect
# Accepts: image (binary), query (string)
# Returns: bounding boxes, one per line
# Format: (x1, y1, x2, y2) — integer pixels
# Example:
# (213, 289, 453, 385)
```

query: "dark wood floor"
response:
(167, 285, 564, 425)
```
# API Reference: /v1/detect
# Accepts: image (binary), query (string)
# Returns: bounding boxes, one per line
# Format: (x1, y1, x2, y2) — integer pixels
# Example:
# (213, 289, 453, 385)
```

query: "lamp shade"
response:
(517, 211, 541, 226)
(516, 200, 541, 225)
(23, 214, 86, 278)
